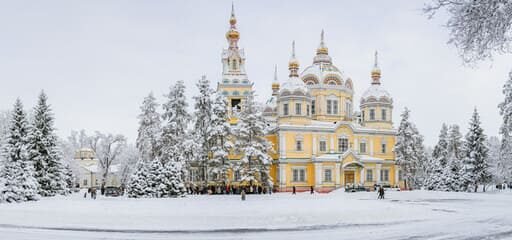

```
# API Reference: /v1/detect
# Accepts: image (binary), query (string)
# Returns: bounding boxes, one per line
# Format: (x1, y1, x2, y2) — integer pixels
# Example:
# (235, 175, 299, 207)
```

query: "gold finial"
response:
(371, 50, 381, 84)
(317, 29, 328, 55)
(289, 41, 300, 77)
(272, 64, 280, 92)
(230, 2, 237, 26)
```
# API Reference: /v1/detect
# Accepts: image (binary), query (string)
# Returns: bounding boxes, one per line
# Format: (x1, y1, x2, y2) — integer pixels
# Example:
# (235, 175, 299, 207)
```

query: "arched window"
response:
(222, 91, 229, 96)
(232, 91, 240, 96)
(232, 79, 240, 84)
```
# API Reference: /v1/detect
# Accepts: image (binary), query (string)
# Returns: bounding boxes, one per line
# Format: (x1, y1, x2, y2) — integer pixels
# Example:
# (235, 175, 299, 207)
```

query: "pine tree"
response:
(127, 160, 149, 198)
(487, 136, 505, 184)
(394, 108, 427, 190)
(161, 161, 186, 197)
(445, 124, 464, 191)
(160, 81, 189, 196)
(207, 93, 232, 183)
(28, 92, 68, 196)
(136, 92, 161, 162)
(233, 91, 273, 187)
(498, 70, 512, 182)
(460, 108, 491, 192)
(146, 158, 165, 197)
(427, 124, 449, 191)
(193, 76, 213, 185)
(0, 99, 39, 203)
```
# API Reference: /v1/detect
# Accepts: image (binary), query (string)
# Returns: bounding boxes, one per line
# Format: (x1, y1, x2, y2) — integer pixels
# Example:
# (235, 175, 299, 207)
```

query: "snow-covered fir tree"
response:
(487, 136, 505, 184)
(0, 99, 39, 203)
(207, 92, 232, 182)
(426, 124, 449, 190)
(192, 75, 213, 184)
(445, 124, 464, 191)
(394, 108, 427, 190)
(127, 160, 149, 198)
(146, 158, 165, 197)
(460, 108, 491, 192)
(233, 91, 273, 187)
(28, 92, 68, 196)
(498, 70, 512, 183)
(160, 81, 189, 196)
(160, 161, 186, 197)
(136, 92, 161, 162)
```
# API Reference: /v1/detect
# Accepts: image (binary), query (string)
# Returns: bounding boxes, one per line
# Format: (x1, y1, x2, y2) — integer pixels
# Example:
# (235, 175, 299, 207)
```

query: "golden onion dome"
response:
(371, 67, 381, 79)
(316, 46, 328, 55)
(226, 29, 240, 40)
(230, 15, 237, 25)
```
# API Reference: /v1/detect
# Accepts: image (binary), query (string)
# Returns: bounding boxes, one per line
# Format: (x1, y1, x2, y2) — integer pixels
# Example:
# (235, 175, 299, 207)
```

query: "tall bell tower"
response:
(217, 3, 253, 120)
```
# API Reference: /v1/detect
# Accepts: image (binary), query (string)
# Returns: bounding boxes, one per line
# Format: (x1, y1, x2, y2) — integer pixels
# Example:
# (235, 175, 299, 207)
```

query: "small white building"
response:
(75, 148, 121, 189)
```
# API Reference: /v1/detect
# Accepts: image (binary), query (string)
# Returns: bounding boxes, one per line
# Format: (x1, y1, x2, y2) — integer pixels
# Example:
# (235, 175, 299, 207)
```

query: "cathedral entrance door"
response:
(344, 171, 355, 186)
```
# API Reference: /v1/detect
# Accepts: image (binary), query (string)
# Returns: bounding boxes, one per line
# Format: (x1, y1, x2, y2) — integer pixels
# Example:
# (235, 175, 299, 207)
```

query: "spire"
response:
(317, 29, 328, 55)
(313, 29, 332, 64)
(272, 64, 280, 94)
(226, 2, 240, 49)
(371, 50, 381, 85)
(273, 64, 278, 83)
(289, 41, 300, 77)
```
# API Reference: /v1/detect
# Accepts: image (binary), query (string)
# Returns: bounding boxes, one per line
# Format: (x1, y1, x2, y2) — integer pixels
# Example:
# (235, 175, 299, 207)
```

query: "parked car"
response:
(105, 187, 121, 197)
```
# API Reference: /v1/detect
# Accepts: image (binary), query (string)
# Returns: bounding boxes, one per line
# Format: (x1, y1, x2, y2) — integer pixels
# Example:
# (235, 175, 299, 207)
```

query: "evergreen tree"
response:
(0, 99, 39, 203)
(207, 93, 232, 183)
(487, 136, 505, 184)
(193, 76, 213, 184)
(146, 158, 164, 197)
(427, 124, 449, 190)
(233, 91, 273, 187)
(160, 81, 189, 196)
(394, 108, 427, 190)
(136, 92, 161, 162)
(127, 160, 149, 198)
(28, 92, 68, 196)
(161, 161, 186, 197)
(445, 124, 464, 191)
(498, 70, 512, 182)
(460, 108, 491, 192)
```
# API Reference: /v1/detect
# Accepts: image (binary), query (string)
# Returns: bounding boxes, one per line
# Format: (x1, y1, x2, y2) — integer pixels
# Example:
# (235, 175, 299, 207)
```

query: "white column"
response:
(360, 168, 365, 185)
(279, 163, 287, 189)
(312, 135, 317, 156)
(376, 164, 382, 184)
(330, 135, 334, 153)
(279, 133, 286, 158)
(314, 162, 322, 187)
(335, 163, 341, 187)
(354, 138, 358, 153)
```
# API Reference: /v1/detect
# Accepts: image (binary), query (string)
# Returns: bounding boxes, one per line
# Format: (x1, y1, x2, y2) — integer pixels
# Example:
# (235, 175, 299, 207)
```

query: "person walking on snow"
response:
(292, 186, 296, 195)
(310, 186, 314, 194)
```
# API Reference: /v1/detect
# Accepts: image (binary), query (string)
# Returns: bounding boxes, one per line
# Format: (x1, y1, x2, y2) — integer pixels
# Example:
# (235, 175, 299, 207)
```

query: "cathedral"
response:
(217, 6, 401, 192)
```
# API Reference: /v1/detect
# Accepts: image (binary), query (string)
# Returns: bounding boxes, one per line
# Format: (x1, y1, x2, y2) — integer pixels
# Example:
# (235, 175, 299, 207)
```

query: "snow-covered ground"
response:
(0, 189, 511, 239)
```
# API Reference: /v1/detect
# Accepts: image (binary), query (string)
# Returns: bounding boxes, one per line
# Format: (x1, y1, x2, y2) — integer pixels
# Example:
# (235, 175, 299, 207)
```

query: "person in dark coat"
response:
(292, 186, 296, 195)
(310, 186, 314, 194)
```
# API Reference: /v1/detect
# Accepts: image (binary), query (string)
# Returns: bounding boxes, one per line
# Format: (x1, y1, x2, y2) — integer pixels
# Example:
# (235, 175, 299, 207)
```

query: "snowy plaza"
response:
(1, 190, 512, 239)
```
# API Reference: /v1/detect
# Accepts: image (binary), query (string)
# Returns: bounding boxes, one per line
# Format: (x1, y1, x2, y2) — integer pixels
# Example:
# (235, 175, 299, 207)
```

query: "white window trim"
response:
(323, 167, 334, 182)
(292, 167, 307, 182)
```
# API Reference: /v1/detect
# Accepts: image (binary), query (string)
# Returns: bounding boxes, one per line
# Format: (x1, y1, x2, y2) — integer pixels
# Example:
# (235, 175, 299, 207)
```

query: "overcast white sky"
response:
(0, 0, 509, 146)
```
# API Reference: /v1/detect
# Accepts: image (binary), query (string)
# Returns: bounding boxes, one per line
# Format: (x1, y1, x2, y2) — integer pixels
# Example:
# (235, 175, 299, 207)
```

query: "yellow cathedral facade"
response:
(217, 6, 401, 192)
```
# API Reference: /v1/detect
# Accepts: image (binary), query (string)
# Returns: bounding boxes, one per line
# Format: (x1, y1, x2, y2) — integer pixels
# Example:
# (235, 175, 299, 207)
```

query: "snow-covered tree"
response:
(445, 124, 464, 191)
(136, 92, 161, 162)
(426, 124, 449, 190)
(1, 99, 39, 203)
(499, 71, 512, 182)
(424, 0, 512, 64)
(145, 158, 164, 197)
(394, 108, 427, 190)
(487, 136, 506, 184)
(118, 144, 138, 188)
(160, 81, 189, 196)
(207, 92, 232, 183)
(160, 161, 186, 197)
(127, 160, 149, 198)
(460, 108, 491, 192)
(89, 132, 127, 187)
(233, 91, 273, 187)
(192, 75, 213, 184)
(27, 92, 68, 197)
